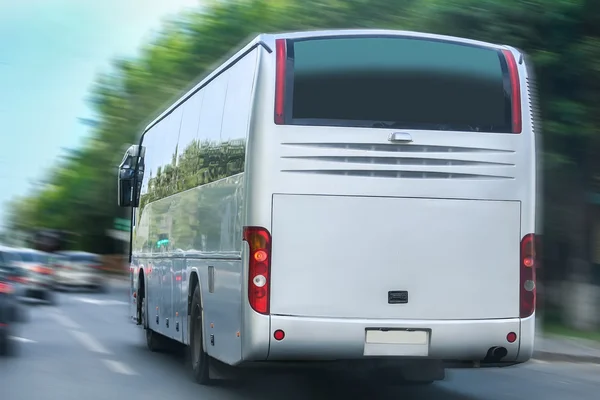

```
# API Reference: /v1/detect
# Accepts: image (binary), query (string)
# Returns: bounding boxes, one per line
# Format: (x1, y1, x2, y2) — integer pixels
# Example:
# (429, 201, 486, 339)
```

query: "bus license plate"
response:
(364, 329, 429, 356)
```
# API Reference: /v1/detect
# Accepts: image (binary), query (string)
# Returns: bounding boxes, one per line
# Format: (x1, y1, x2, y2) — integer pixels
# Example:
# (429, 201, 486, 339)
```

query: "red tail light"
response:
(0, 282, 14, 294)
(9, 276, 28, 284)
(501, 49, 522, 133)
(33, 265, 53, 275)
(274, 39, 287, 125)
(243, 226, 272, 314)
(520, 234, 536, 318)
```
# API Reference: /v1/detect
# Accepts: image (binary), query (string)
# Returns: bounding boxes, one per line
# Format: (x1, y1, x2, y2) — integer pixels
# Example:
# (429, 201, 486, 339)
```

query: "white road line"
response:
(531, 359, 549, 364)
(102, 359, 138, 375)
(49, 312, 82, 330)
(73, 297, 128, 306)
(68, 329, 111, 355)
(9, 336, 36, 343)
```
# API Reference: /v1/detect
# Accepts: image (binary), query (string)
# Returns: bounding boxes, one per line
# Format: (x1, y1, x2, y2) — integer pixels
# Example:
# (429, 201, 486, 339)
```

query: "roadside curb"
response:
(533, 351, 600, 364)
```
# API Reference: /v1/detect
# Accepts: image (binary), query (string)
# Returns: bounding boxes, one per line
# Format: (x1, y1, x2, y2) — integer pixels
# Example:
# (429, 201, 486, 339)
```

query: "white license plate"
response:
(366, 329, 428, 345)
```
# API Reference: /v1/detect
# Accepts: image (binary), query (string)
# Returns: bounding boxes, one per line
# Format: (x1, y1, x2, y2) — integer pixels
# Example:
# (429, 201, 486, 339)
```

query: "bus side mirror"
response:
(118, 145, 145, 208)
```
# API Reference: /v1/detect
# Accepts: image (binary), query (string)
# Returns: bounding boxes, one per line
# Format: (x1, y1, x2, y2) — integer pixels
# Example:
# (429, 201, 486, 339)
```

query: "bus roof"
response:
(141, 29, 512, 136)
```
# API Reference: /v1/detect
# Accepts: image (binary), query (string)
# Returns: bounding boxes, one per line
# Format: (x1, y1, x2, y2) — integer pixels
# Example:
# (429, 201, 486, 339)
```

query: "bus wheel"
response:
(146, 328, 161, 352)
(189, 285, 211, 384)
(142, 298, 160, 352)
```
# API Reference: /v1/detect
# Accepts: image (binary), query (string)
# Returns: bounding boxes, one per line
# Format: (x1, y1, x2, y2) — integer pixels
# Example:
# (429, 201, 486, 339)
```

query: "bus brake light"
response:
(274, 39, 287, 125)
(243, 226, 272, 314)
(501, 49, 522, 134)
(520, 234, 536, 318)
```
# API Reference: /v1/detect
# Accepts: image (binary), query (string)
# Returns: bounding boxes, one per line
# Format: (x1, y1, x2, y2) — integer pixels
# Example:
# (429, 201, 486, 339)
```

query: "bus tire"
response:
(142, 297, 161, 352)
(189, 285, 211, 385)
(146, 327, 161, 352)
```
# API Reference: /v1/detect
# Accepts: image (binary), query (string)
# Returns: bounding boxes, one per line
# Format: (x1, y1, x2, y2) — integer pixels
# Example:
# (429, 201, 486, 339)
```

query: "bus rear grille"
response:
(526, 76, 541, 135)
(280, 143, 515, 179)
(280, 169, 513, 179)
(282, 143, 513, 154)
(282, 155, 512, 167)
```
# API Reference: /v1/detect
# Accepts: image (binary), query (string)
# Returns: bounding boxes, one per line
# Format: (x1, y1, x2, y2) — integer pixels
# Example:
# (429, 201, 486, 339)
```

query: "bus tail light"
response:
(274, 39, 287, 125)
(520, 233, 536, 318)
(502, 49, 522, 134)
(243, 226, 272, 314)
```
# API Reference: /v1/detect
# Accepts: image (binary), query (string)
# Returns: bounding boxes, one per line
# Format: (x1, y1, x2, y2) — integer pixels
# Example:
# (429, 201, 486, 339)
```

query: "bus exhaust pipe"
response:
(484, 346, 508, 362)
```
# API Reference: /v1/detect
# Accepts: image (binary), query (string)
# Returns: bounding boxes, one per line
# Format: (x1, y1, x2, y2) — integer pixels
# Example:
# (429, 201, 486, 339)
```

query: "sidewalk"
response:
(534, 335, 600, 363)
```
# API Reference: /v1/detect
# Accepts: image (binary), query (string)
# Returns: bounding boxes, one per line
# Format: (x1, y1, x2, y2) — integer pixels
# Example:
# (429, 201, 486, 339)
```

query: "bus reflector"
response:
(520, 234, 536, 318)
(243, 226, 272, 314)
(274, 329, 285, 341)
(274, 39, 286, 125)
(507, 332, 517, 343)
(501, 49, 522, 134)
(0, 282, 13, 294)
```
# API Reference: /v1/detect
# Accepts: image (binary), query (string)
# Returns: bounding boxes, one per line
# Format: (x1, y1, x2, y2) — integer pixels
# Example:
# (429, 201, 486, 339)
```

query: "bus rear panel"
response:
(244, 31, 537, 365)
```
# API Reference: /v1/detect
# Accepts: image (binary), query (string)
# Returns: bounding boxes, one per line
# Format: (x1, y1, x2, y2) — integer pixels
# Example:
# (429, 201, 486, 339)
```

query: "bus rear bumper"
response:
(266, 314, 535, 364)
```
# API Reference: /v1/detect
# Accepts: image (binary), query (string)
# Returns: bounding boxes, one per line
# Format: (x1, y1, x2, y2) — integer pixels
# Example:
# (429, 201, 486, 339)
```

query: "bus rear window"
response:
(284, 36, 513, 133)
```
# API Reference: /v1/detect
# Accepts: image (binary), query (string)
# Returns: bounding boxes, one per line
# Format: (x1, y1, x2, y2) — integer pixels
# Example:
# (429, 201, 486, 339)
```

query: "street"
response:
(1, 282, 599, 400)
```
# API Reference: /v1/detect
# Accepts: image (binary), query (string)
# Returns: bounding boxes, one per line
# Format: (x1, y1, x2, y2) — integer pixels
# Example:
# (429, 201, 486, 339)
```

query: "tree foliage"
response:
(4, 0, 600, 265)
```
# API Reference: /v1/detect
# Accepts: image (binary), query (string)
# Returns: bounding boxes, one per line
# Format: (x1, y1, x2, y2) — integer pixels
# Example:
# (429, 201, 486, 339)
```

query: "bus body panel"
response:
(267, 315, 522, 361)
(270, 194, 521, 320)
(130, 45, 260, 366)
(243, 31, 537, 363)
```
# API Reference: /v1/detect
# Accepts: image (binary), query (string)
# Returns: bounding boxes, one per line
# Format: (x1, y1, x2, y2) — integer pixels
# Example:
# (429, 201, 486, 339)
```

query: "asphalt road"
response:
(1, 281, 599, 400)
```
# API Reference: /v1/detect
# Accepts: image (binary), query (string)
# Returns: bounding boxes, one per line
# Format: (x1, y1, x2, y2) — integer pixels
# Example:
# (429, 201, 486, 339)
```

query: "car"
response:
(0, 259, 18, 356)
(13, 248, 57, 305)
(0, 247, 29, 319)
(55, 251, 106, 292)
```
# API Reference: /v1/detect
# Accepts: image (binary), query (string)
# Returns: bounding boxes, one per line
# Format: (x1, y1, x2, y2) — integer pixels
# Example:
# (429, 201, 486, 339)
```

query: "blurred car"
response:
(0, 247, 27, 300)
(47, 253, 66, 287)
(0, 253, 18, 355)
(14, 248, 57, 305)
(55, 251, 107, 292)
(0, 278, 14, 355)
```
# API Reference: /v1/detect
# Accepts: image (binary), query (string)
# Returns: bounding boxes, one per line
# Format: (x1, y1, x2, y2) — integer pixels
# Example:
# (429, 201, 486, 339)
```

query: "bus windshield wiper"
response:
(371, 121, 406, 128)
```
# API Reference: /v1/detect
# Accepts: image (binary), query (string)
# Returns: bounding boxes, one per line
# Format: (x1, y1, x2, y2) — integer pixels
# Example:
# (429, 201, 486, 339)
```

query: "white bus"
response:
(117, 29, 539, 385)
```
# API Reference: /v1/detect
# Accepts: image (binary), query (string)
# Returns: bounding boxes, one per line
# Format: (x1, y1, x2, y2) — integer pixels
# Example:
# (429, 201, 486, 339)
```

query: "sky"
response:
(0, 0, 201, 228)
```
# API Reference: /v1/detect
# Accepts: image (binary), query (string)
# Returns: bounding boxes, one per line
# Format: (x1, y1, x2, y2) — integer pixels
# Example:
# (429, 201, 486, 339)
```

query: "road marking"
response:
(9, 336, 36, 343)
(102, 359, 138, 375)
(49, 312, 82, 330)
(73, 297, 128, 306)
(68, 329, 111, 355)
(531, 359, 549, 364)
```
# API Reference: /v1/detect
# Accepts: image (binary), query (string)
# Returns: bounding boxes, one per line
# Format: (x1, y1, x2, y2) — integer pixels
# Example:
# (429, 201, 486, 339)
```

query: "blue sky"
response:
(0, 0, 200, 228)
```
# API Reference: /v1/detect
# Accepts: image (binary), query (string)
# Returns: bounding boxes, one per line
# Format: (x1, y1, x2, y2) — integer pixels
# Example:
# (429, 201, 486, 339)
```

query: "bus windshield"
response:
(286, 36, 512, 132)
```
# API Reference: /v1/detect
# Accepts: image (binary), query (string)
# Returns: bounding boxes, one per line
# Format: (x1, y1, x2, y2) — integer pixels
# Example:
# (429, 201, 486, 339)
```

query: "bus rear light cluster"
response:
(274, 39, 286, 125)
(243, 226, 272, 314)
(520, 234, 536, 318)
(501, 49, 522, 134)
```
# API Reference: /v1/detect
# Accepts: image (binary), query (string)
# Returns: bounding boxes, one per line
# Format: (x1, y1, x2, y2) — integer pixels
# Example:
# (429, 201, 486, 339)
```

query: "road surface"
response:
(1, 281, 599, 400)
